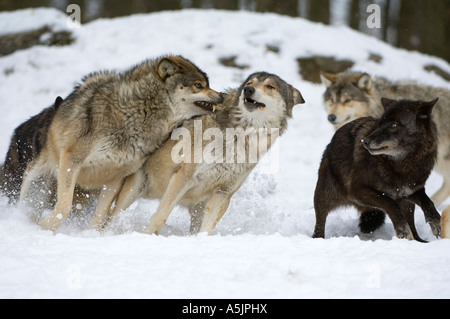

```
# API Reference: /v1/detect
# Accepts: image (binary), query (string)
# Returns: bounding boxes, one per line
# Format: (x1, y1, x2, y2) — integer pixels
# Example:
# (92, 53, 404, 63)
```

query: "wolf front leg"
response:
(199, 192, 231, 235)
(407, 188, 441, 238)
(145, 166, 191, 235)
(399, 200, 426, 243)
(38, 151, 81, 231)
(351, 186, 414, 240)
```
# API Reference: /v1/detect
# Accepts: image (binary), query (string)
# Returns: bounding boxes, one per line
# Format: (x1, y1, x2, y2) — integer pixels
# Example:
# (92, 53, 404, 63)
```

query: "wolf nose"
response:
(328, 114, 337, 123)
(361, 139, 370, 148)
(244, 86, 255, 97)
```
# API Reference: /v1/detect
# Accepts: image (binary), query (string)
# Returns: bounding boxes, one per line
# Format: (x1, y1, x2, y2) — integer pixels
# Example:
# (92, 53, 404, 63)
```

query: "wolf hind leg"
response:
(312, 153, 349, 239)
(145, 166, 191, 235)
(19, 155, 53, 222)
(89, 178, 125, 230)
(189, 202, 205, 235)
(199, 192, 231, 235)
(19, 156, 46, 206)
(312, 169, 345, 239)
(108, 171, 146, 223)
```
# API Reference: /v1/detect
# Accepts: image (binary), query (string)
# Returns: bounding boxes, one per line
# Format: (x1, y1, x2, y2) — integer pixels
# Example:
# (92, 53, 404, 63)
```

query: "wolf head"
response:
(321, 72, 382, 128)
(156, 55, 224, 117)
(231, 72, 304, 129)
(361, 98, 438, 160)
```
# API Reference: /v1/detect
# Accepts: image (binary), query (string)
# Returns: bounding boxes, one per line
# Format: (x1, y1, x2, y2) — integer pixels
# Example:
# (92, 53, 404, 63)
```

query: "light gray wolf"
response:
(101, 72, 305, 235)
(2, 96, 63, 204)
(320, 72, 450, 208)
(442, 205, 450, 238)
(313, 98, 441, 242)
(19, 55, 223, 231)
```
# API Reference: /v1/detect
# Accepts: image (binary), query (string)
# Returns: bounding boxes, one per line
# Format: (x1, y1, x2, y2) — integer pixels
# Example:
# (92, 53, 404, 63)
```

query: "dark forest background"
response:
(1, 0, 449, 61)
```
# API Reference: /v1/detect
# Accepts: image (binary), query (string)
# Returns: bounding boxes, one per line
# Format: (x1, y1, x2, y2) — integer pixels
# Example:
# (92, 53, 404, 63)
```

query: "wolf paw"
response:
(395, 224, 414, 240)
(38, 215, 61, 231)
(144, 222, 161, 235)
(429, 220, 441, 238)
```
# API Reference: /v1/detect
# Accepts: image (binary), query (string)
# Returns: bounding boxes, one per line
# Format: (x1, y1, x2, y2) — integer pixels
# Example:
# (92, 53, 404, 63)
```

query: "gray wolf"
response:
(19, 55, 223, 231)
(1, 96, 63, 204)
(313, 98, 441, 242)
(100, 72, 305, 235)
(320, 72, 450, 208)
(442, 205, 450, 239)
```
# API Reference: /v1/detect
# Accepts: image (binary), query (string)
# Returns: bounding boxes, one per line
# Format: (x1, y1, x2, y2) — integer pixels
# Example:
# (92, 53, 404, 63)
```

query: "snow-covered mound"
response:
(0, 8, 449, 299)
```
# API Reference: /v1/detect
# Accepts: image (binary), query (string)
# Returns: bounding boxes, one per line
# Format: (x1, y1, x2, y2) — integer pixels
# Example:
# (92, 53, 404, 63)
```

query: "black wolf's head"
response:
(361, 98, 438, 160)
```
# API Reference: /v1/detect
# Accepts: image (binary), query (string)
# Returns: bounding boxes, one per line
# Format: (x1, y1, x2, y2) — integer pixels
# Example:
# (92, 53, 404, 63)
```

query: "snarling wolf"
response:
(19, 55, 223, 231)
(321, 72, 450, 208)
(313, 98, 441, 242)
(1, 96, 63, 204)
(100, 72, 305, 235)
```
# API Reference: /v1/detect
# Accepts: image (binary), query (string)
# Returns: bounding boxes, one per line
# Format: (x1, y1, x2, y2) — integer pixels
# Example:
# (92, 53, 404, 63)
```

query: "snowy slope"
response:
(0, 8, 450, 299)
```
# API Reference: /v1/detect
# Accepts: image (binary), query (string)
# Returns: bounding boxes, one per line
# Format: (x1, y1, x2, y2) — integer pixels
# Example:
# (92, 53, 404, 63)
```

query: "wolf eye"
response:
(266, 84, 275, 90)
(390, 122, 399, 129)
(195, 83, 203, 89)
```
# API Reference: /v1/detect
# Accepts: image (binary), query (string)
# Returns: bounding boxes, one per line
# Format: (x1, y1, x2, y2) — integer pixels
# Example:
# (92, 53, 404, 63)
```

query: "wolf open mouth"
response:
(244, 98, 266, 110)
(195, 101, 217, 112)
(367, 145, 389, 155)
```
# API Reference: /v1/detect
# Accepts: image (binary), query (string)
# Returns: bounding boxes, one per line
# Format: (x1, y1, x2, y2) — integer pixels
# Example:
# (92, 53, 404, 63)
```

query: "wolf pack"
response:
(1, 54, 449, 242)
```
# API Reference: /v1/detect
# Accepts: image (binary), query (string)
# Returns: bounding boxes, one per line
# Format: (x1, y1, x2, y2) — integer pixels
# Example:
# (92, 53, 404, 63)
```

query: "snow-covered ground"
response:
(0, 8, 450, 299)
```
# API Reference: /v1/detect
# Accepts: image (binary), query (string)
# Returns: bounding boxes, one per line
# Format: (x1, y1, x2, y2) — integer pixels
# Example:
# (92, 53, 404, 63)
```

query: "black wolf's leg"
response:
(399, 200, 426, 243)
(407, 188, 441, 238)
(350, 186, 413, 240)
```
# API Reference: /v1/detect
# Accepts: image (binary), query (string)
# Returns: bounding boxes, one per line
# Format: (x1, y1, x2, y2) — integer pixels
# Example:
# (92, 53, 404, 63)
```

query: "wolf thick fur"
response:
(442, 205, 450, 239)
(103, 72, 305, 235)
(313, 98, 441, 241)
(321, 72, 450, 207)
(2, 96, 63, 203)
(20, 55, 223, 231)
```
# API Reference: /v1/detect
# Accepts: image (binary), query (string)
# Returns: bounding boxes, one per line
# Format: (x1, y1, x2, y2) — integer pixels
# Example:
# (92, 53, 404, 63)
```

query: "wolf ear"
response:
(418, 98, 439, 120)
(54, 96, 63, 110)
(357, 73, 373, 91)
(292, 87, 305, 105)
(157, 58, 179, 80)
(320, 72, 335, 88)
(381, 97, 397, 110)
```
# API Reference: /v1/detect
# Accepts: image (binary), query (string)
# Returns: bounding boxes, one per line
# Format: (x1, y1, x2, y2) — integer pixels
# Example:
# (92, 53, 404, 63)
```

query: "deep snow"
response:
(0, 8, 450, 299)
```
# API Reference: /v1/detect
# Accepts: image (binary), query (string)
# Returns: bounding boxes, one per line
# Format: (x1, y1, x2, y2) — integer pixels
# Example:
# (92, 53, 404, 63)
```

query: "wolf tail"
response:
(359, 210, 385, 234)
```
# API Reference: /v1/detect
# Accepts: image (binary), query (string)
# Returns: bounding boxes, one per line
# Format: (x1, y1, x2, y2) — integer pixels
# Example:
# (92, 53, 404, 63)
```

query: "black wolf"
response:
(1, 96, 63, 203)
(313, 98, 441, 241)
